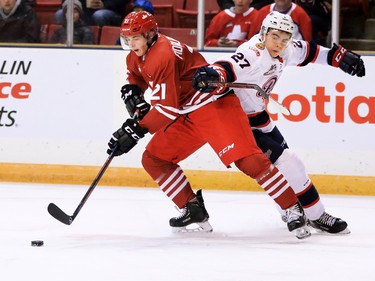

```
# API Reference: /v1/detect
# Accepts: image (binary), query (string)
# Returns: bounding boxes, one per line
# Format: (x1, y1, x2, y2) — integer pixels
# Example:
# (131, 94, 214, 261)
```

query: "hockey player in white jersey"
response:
(192, 11, 365, 235)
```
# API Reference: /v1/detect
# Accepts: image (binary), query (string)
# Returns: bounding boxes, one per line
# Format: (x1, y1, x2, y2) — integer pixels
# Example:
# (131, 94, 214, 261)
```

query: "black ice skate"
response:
(308, 212, 350, 234)
(285, 201, 311, 239)
(169, 189, 213, 233)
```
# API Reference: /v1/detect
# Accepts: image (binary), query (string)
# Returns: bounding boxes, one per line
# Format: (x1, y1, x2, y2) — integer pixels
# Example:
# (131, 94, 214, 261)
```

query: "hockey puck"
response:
(31, 240, 44, 247)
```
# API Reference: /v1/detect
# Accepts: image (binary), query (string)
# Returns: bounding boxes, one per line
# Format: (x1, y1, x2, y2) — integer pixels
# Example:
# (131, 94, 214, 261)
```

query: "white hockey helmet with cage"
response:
(260, 11, 294, 38)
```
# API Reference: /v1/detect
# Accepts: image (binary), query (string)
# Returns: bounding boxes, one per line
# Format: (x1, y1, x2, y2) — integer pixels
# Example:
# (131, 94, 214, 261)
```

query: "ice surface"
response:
(0, 183, 374, 281)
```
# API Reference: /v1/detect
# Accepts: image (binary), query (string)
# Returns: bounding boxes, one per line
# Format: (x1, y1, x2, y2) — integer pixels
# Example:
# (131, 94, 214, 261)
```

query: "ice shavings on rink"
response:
(0, 182, 374, 281)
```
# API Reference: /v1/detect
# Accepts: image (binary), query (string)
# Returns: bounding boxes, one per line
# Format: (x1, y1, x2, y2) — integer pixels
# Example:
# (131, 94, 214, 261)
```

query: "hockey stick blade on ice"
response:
(207, 81, 291, 115)
(47, 148, 117, 225)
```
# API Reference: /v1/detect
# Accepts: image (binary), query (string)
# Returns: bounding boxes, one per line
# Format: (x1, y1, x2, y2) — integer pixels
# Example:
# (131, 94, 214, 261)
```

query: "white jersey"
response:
(216, 34, 330, 116)
(214, 35, 330, 220)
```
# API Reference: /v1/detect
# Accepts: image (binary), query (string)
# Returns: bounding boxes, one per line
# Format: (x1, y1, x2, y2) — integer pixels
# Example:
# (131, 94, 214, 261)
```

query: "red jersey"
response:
(126, 34, 209, 134)
(205, 7, 259, 47)
(250, 3, 312, 41)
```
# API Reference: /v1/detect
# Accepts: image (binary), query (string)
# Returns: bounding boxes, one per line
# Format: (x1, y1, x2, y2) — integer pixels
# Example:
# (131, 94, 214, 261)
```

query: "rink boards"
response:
(0, 46, 374, 195)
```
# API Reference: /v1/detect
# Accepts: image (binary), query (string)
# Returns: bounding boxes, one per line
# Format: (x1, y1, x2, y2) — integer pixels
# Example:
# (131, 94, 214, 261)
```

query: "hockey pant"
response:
(141, 95, 298, 210)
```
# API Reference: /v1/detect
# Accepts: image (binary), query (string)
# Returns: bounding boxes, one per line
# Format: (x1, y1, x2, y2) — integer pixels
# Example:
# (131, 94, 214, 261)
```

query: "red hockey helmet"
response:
(120, 11, 158, 37)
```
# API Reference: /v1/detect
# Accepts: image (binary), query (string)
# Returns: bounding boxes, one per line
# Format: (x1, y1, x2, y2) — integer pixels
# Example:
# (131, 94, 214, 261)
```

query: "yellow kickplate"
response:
(0, 163, 374, 196)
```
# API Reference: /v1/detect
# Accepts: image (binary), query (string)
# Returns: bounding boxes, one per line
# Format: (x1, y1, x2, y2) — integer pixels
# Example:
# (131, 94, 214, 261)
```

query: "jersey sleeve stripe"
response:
(311, 44, 320, 63)
(215, 61, 236, 82)
(154, 105, 178, 120)
(299, 40, 318, 66)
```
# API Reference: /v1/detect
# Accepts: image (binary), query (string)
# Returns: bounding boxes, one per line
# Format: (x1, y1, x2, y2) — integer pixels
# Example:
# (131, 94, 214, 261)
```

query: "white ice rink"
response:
(1, 182, 374, 281)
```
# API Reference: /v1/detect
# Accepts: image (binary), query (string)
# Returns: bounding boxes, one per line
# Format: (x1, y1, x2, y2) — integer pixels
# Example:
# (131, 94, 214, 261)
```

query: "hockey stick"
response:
(47, 148, 117, 225)
(207, 81, 291, 115)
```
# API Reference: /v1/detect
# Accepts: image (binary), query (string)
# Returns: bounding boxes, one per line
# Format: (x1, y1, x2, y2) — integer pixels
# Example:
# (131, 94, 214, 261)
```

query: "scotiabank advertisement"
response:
(0, 47, 374, 177)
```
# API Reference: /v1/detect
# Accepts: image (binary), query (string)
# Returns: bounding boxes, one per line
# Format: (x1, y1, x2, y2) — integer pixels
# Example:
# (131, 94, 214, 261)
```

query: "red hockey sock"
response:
(257, 166, 298, 209)
(157, 165, 195, 208)
(142, 150, 195, 208)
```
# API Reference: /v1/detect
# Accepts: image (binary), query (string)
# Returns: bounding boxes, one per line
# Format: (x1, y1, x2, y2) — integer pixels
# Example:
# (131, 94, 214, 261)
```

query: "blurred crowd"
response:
(0, 0, 367, 47)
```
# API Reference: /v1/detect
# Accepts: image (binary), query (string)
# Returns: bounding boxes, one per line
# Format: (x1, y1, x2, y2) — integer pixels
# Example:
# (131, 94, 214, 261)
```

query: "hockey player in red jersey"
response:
(192, 11, 365, 235)
(107, 11, 311, 238)
(205, 0, 258, 47)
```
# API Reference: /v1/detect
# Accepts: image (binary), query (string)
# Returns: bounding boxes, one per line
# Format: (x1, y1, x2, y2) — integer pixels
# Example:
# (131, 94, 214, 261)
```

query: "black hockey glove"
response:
(107, 119, 148, 156)
(327, 43, 365, 77)
(121, 84, 151, 120)
(192, 65, 227, 94)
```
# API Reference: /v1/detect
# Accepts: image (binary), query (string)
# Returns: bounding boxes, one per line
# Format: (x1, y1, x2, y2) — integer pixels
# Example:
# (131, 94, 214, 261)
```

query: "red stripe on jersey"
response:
(184, 92, 213, 107)
(154, 104, 179, 120)
(140, 107, 177, 134)
(126, 35, 209, 134)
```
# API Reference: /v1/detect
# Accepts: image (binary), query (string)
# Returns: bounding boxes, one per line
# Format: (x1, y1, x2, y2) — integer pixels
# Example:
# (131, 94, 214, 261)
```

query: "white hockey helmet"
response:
(260, 11, 294, 38)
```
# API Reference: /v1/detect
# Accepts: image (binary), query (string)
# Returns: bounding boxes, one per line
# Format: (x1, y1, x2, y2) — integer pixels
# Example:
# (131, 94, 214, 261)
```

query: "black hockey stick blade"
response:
(47, 203, 73, 225)
(47, 147, 117, 225)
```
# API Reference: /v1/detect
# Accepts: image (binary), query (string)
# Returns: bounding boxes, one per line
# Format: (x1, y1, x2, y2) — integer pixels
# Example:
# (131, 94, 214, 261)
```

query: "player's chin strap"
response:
(146, 30, 158, 49)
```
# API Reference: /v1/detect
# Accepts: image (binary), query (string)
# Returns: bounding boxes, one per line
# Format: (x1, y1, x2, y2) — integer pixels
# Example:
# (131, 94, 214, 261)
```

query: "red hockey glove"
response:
(192, 65, 227, 94)
(327, 43, 365, 77)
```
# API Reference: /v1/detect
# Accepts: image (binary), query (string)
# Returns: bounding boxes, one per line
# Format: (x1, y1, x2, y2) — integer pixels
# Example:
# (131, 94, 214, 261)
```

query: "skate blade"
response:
(294, 226, 311, 239)
(171, 221, 213, 233)
(310, 226, 351, 235)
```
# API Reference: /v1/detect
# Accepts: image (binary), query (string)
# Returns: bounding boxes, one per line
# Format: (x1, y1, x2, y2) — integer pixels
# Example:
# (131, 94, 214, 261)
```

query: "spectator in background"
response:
(55, 0, 131, 26)
(294, 0, 331, 46)
(25, 0, 36, 7)
(0, 0, 40, 43)
(132, 0, 154, 14)
(50, 0, 95, 44)
(87, 0, 128, 26)
(217, 1, 275, 14)
(250, 0, 312, 41)
(114, 0, 155, 45)
(205, 0, 258, 47)
(217, 0, 234, 10)
(251, 0, 273, 9)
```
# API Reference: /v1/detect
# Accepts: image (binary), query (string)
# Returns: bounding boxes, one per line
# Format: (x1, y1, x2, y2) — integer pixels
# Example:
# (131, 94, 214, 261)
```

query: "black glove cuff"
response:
(122, 119, 148, 139)
(192, 66, 220, 92)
